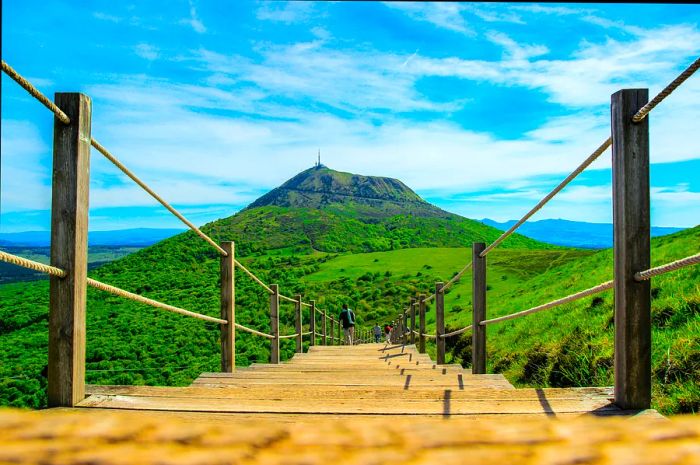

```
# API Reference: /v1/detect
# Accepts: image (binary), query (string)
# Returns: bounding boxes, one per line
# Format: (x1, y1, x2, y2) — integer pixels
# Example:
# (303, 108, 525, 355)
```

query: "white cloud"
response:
(384, 2, 474, 35)
(181, 0, 206, 33)
(134, 43, 159, 61)
(256, 2, 315, 24)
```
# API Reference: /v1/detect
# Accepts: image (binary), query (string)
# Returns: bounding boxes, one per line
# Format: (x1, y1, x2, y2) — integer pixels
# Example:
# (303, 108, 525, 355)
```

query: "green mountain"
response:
(1, 166, 696, 415)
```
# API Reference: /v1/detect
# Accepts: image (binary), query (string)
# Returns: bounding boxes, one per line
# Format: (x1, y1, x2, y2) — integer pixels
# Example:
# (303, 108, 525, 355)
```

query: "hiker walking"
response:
(384, 323, 392, 344)
(372, 324, 382, 343)
(339, 304, 356, 345)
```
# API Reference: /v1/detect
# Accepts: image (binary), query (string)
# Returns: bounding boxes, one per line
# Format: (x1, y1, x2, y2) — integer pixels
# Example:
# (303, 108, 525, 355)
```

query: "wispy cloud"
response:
(384, 2, 474, 36)
(256, 2, 314, 24)
(182, 0, 206, 33)
(134, 43, 159, 61)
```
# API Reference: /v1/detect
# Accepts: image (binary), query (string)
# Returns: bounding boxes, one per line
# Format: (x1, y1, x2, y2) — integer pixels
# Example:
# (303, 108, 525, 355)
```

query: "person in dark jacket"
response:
(339, 304, 356, 345)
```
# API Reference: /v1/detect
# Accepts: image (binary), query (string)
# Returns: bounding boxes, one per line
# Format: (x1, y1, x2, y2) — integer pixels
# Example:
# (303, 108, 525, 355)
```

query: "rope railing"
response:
(279, 294, 297, 303)
(85, 277, 227, 324)
(234, 323, 274, 339)
(634, 252, 700, 281)
(0, 250, 67, 278)
(278, 333, 299, 339)
(440, 325, 472, 339)
(633, 56, 700, 123)
(233, 260, 274, 294)
(480, 137, 611, 258)
(1, 60, 70, 124)
(480, 280, 613, 326)
(90, 138, 227, 257)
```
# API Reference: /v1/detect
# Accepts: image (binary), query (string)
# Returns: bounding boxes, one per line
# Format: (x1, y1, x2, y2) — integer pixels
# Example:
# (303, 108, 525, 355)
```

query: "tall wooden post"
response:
(398, 315, 404, 345)
(270, 284, 280, 364)
(612, 88, 651, 410)
(295, 295, 303, 353)
(337, 318, 341, 344)
(220, 241, 235, 372)
(309, 300, 316, 347)
(419, 294, 426, 353)
(48, 93, 91, 407)
(410, 298, 416, 345)
(472, 242, 487, 374)
(330, 317, 335, 346)
(322, 311, 327, 345)
(436, 282, 445, 364)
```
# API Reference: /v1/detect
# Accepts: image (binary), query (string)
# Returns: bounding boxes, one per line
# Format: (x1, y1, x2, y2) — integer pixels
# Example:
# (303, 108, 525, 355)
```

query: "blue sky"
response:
(2, 1, 700, 232)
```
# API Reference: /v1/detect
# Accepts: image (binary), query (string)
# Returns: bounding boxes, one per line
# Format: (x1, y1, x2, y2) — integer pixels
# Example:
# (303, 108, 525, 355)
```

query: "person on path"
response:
(339, 304, 356, 345)
(384, 324, 392, 344)
(372, 324, 382, 343)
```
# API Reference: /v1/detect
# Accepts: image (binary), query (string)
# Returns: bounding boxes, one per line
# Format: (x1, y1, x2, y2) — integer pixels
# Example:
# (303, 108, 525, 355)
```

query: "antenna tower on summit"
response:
(317, 149, 321, 167)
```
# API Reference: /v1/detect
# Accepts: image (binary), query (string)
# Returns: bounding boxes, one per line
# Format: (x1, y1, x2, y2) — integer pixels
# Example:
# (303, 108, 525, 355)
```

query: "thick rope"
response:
(422, 293, 436, 303)
(635, 252, 700, 281)
(633, 56, 700, 123)
(234, 323, 274, 339)
(423, 333, 437, 340)
(481, 280, 613, 326)
(441, 260, 473, 292)
(440, 325, 473, 339)
(480, 137, 611, 257)
(301, 302, 312, 308)
(279, 294, 297, 303)
(278, 333, 299, 339)
(1, 60, 70, 124)
(302, 331, 312, 336)
(90, 138, 227, 257)
(234, 260, 274, 294)
(86, 278, 227, 324)
(0, 251, 67, 277)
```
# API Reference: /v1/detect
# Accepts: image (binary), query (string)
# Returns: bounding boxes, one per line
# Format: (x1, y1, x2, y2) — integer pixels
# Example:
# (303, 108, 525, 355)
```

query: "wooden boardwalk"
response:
(78, 344, 643, 419)
(4, 344, 700, 464)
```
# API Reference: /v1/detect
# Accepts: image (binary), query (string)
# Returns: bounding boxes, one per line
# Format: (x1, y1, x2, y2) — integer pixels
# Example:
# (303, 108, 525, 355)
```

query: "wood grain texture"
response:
(2, 408, 691, 465)
(48, 93, 91, 407)
(611, 89, 651, 410)
(472, 242, 486, 374)
(220, 241, 235, 372)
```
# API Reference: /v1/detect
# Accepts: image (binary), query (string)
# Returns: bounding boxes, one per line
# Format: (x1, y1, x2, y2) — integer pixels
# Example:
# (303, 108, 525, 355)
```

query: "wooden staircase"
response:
(77, 343, 638, 420)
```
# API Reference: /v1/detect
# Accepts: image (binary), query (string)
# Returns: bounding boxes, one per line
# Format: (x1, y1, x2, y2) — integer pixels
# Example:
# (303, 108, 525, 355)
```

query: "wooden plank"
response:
(48, 92, 91, 407)
(294, 295, 302, 353)
(611, 88, 651, 410)
(220, 241, 235, 372)
(77, 393, 618, 415)
(86, 385, 612, 401)
(472, 242, 486, 374)
(270, 284, 279, 364)
(435, 282, 445, 364)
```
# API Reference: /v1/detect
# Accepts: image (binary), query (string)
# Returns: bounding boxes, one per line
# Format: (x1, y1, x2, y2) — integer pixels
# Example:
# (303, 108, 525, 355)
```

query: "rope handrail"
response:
(234, 323, 274, 339)
(634, 252, 700, 281)
(440, 325, 473, 339)
(278, 333, 299, 339)
(302, 331, 312, 336)
(441, 260, 473, 293)
(233, 260, 274, 294)
(0, 250, 67, 278)
(633, 56, 700, 123)
(480, 280, 613, 326)
(85, 277, 227, 324)
(301, 302, 312, 308)
(423, 333, 437, 339)
(480, 137, 611, 257)
(279, 294, 297, 303)
(1, 60, 71, 124)
(90, 138, 227, 257)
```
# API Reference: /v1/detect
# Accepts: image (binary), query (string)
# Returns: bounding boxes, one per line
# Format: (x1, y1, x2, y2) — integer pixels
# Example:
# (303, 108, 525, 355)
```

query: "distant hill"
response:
(0, 228, 185, 247)
(480, 219, 685, 249)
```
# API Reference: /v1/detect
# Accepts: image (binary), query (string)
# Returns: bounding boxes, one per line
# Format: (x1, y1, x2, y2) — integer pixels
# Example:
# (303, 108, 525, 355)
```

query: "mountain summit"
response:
(245, 166, 446, 218)
(197, 166, 546, 255)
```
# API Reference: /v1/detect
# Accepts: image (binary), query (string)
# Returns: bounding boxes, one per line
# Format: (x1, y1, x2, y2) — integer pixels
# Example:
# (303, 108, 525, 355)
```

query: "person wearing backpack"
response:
(339, 304, 356, 345)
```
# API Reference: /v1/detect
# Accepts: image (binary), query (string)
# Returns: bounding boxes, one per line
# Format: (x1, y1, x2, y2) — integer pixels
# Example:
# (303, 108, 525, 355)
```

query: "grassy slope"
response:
(1, 225, 696, 413)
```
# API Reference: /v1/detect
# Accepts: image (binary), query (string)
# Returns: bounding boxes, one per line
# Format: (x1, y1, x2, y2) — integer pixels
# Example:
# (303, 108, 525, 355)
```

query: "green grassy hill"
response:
(0, 166, 696, 414)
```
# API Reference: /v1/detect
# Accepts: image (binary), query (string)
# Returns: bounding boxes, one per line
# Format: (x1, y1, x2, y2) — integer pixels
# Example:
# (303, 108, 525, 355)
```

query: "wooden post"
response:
(612, 88, 651, 410)
(419, 294, 426, 353)
(436, 282, 445, 364)
(337, 318, 341, 344)
(322, 311, 327, 345)
(270, 284, 280, 364)
(220, 241, 235, 372)
(472, 242, 487, 374)
(48, 93, 92, 407)
(295, 295, 302, 353)
(309, 300, 316, 347)
(410, 298, 416, 345)
(330, 317, 335, 346)
(398, 315, 404, 345)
